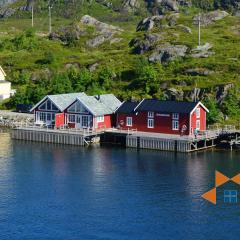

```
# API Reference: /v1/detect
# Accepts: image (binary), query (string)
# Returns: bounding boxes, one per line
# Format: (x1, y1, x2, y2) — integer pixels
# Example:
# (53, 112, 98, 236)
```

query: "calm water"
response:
(0, 132, 240, 239)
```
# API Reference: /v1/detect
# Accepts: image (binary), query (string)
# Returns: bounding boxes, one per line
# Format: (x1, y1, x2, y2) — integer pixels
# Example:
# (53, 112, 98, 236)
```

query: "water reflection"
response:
(1, 133, 240, 239)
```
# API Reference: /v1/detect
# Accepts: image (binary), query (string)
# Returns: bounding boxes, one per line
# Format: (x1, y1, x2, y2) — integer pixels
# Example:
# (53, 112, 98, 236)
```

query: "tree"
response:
(98, 67, 115, 90)
(70, 68, 92, 92)
(203, 98, 221, 124)
(51, 74, 73, 94)
(221, 90, 240, 119)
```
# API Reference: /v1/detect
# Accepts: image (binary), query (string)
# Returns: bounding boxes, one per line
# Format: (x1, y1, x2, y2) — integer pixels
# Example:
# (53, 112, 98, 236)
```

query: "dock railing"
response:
(13, 123, 106, 136)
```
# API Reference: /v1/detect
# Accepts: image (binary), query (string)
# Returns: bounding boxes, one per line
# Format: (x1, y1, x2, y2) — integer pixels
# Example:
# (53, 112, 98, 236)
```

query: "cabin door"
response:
(76, 115, 81, 129)
(46, 113, 52, 126)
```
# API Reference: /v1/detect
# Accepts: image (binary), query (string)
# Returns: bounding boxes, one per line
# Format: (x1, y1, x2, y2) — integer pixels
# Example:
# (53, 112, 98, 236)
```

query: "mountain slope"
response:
(0, 0, 240, 124)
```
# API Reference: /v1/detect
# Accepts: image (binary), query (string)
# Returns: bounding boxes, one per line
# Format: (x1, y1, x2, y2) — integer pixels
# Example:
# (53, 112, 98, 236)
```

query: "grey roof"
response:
(31, 92, 122, 115)
(31, 92, 86, 112)
(94, 94, 122, 112)
(77, 95, 113, 116)
(136, 99, 199, 113)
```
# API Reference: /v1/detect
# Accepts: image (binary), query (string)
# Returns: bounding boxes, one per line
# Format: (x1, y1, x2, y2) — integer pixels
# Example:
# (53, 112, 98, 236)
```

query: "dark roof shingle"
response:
(136, 99, 198, 113)
(116, 101, 139, 114)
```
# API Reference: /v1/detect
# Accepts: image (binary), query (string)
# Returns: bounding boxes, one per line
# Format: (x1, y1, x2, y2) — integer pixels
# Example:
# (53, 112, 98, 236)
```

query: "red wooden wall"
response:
(55, 113, 65, 128)
(190, 106, 206, 133)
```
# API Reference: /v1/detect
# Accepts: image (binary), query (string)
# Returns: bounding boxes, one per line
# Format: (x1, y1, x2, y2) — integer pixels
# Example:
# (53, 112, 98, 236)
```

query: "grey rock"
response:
(130, 33, 164, 54)
(0, 7, 15, 18)
(186, 88, 206, 102)
(166, 13, 180, 26)
(137, 16, 162, 31)
(136, 13, 179, 31)
(215, 83, 234, 103)
(96, 0, 113, 8)
(164, 88, 184, 101)
(65, 62, 81, 70)
(191, 43, 214, 58)
(163, 0, 179, 11)
(178, 24, 192, 34)
(149, 43, 188, 63)
(88, 63, 99, 72)
(185, 68, 214, 76)
(80, 15, 121, 32)
(122, 0, 140, 11)
(87, 35, 108, 47)
(81, 15, 121, 47)
(193, 10, 229, 26)
(110, 38, 122, 44)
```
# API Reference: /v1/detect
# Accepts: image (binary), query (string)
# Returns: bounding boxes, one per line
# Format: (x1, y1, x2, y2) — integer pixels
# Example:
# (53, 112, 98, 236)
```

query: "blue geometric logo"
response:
(224, 190, 238, 203)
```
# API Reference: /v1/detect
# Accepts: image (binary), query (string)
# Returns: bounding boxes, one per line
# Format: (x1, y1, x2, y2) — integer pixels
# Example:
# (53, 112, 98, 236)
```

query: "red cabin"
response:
(64, 94, 121, 130)
(31, 92, 86, 128)
(116, 100, 209, 136)
(31, 93, 121, 130)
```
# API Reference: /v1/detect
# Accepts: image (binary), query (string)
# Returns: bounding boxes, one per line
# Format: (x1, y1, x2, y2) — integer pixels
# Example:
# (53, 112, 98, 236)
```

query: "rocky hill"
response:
(0, 0, 240, 124)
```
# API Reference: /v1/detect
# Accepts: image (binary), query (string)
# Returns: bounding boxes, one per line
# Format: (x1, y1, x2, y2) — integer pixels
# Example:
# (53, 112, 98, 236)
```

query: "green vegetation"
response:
(0, 0, 240, 125)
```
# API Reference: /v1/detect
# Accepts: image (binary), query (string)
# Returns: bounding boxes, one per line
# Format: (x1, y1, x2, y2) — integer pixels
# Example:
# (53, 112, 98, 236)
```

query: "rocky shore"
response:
(0, 110, 33, 128)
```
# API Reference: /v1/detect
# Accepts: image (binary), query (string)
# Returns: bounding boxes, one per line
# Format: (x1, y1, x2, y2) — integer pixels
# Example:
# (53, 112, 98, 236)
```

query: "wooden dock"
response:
(111, 130, 217, 153)
(11, 126, 240, 153)
(11, 126, 104, 146)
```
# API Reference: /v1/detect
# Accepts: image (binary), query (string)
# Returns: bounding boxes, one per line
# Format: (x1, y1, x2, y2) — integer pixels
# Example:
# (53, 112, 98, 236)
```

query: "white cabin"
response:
(0, 66, 12, 100)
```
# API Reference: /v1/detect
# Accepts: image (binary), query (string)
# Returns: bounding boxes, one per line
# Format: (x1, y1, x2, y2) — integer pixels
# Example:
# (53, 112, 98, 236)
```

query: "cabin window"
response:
(68, 102, 89, 113)
(196, 120, 200, 130)
(39, 112, 46, 121)
(97, 116, 104, 123)
(196, 108, 200, 118)
(52, 104, 58, 111)
(82, 116, 89, 127)
(76, 116, 81, 124)
(52, 114, 55, 121)
(76, 102, 81, 113)
(172, 113, 179, 120)
(47, 100, 51, 110)
(39, 100, 58, 111)
(126, 117, 132, 127)
(39, 102, 46, 110)
(46, 113, 51, 121)
(68, 114, 76, 123)
(148, 112, 154, 118)
(172, 120, 179, 130)
(148, 118, 154, 128)
(68, 104, 76, 113)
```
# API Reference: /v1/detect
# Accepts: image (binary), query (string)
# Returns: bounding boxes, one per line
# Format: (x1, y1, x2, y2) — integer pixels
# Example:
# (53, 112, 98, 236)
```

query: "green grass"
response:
(0, 3, 240, 123)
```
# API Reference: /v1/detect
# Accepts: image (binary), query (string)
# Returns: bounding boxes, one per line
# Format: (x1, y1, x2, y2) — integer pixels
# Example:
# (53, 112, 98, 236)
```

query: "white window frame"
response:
(68, 114, 76, 123)
(68, 101, 89, 114)
(126, 117, 133, 127)
(196, 108, 200, 118)
(172, 120, 179, 130)
(39, 100, 58, 112)
(147, 118, 154, 128)
(82, 116, 90, 128)
(148, 112, 154, 118)
(96, 115, 104, 123)
(172, 113, 179, 120)
(196, 120, 200, 130)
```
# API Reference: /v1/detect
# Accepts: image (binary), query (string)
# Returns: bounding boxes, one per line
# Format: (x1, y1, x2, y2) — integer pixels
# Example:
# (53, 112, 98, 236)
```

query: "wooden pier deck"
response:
(11, 125, 240, 153)
(104, 129, 219, 152)
(11, 126, 105, 146)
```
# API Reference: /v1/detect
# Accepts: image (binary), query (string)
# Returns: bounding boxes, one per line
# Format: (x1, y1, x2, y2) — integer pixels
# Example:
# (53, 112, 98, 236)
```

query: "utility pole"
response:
(198, 13, 201, 47)
(31, 3, 34, 27)
(48, 2, 52, 35)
